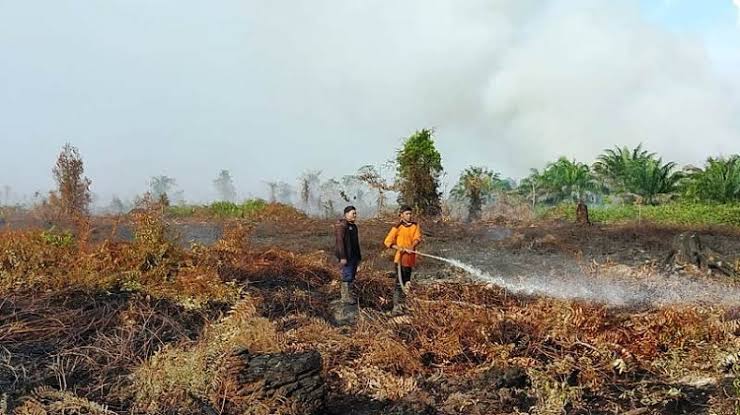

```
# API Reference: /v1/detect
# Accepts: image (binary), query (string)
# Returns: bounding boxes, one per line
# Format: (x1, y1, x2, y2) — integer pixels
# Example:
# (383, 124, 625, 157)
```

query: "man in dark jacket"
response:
(335, 205, 361, 304)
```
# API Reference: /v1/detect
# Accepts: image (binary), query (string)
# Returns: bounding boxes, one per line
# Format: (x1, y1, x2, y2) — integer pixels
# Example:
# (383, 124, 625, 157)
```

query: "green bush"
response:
(208, 201, 243, 217)
(167, 199, 268, 219)
(396, 128, 444, 216)
(40, 227, 75, 248)
(236, 199, 268, 217)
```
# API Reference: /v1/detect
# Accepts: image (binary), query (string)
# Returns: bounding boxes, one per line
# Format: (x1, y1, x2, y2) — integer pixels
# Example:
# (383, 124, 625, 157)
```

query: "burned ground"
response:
(0, 212, 738, 414)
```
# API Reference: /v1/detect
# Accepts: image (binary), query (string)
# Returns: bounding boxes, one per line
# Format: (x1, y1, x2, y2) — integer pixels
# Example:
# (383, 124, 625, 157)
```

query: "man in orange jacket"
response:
(383, 205, 422, 315)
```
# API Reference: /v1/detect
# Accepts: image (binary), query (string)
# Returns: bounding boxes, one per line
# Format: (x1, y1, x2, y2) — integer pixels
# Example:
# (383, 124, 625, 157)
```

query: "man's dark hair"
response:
(343, 205, 356, 214)
(399, 205, 413, 214)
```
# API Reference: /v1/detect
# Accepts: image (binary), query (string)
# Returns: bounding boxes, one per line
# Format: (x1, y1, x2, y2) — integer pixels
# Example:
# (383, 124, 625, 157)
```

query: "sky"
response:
(1, 0, 739, 204)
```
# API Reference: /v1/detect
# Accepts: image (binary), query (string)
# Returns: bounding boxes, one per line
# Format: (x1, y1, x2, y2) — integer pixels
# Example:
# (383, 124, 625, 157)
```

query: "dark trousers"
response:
(340, 258, 360, 282)
(393, 265, 412, 308)
(396, 265, 412, 287)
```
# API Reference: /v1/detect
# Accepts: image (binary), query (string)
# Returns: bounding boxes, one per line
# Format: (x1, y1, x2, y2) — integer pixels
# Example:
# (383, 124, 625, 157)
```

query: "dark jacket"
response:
(335, 219, 361, 261)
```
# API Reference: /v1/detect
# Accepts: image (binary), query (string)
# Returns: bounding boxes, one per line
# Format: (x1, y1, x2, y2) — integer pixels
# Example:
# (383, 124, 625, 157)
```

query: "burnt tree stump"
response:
(229, 348, 326, 415)
(576, 201, 592, 225)
(663, 232, 737, 278)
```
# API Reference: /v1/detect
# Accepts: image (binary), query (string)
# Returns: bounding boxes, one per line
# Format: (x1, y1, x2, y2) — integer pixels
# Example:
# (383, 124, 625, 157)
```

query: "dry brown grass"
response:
(1, 213, 738, 414)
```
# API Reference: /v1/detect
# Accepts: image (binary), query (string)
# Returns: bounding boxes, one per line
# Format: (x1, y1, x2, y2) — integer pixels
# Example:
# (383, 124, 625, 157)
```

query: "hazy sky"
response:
(1, 0, 739, 203)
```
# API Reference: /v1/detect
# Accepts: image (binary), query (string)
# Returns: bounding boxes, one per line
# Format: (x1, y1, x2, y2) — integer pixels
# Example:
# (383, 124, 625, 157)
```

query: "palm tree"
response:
(540, 157, 598, 203)
(683, 155, 740, 203)
(526, 157, 600, 223)
(593, 144, 654, 193)
(451, 166, 510, 221)
(593, 145, 681, 205)
(626, 158, 681, 205)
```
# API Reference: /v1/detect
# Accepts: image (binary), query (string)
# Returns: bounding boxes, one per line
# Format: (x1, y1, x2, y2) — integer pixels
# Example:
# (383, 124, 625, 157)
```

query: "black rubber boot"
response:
(391, 285, 405, 315)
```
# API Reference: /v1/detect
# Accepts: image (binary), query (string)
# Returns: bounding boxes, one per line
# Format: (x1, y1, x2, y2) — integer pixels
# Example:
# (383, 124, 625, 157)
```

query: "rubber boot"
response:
(391, 285, 405, 315)
(341, 281, 356, 305)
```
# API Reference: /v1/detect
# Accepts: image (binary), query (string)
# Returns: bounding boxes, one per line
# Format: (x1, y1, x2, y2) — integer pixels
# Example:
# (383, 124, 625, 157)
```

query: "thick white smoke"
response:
(480, 1, 740, 172)
(2, 0, 739, 200)
(242, 0, 740, 179)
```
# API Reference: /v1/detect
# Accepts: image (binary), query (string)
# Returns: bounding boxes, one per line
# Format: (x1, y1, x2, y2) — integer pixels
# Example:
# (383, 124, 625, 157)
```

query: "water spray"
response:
(399, 249, 740, 307)
(403, 249, 637, 303)
(396, 249, 483, 295)
(399, 249, 509, 292)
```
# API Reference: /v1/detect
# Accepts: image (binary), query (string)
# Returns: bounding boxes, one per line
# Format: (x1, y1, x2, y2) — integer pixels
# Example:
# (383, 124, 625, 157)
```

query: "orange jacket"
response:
(383, 221, 422, 267)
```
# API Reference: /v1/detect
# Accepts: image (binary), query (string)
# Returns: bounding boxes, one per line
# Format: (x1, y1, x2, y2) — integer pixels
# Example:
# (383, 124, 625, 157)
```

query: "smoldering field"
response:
(2, 209, 739, 415)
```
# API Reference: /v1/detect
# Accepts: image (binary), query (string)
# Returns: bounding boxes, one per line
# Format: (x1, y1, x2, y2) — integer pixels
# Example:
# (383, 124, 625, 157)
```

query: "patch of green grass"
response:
(208, 201, 244, 217)
(166, 205, 198, 217)
(540, 202, 740, 227)
(211, 199, 268, 218)
(167, 199, 269, 219)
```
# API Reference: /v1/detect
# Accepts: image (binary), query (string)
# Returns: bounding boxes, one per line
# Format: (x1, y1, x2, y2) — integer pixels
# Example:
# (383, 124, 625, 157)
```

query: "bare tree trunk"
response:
(531, 183, 536, 210)
(468, 191, 482, 222)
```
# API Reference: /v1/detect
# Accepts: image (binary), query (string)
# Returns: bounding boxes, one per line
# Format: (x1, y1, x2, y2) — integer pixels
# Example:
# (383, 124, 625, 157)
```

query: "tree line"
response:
(9, 134, 740, 222)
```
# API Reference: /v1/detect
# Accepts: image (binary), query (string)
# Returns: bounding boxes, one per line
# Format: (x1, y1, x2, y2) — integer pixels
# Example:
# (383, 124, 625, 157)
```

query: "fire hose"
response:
(396, 249, 446, 294)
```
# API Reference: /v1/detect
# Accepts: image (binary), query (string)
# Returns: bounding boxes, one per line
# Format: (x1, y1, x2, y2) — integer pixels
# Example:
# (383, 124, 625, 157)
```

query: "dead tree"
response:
(663, 232, 737, 277)
(356, 165, 395, 213)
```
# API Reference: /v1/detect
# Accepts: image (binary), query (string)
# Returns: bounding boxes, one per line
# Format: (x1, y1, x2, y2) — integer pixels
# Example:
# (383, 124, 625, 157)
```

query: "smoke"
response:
(481, 2, 740, 173)
(242, 0, 740, 179)
(423, 253, 740, 307)
(2, 0, 739, 199)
